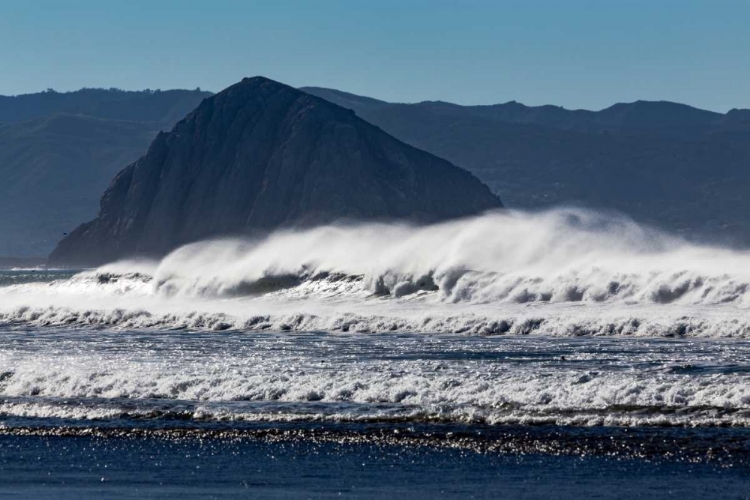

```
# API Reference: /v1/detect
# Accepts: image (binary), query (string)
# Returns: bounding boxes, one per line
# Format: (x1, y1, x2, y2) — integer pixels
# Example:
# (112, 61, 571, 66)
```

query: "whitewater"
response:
(0, 208, 749, 434)
(2, 208, 750, 337)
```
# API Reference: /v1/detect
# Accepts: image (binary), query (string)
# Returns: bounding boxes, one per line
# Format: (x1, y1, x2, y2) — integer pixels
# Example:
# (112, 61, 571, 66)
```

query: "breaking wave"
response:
(3, 208, 750, 336)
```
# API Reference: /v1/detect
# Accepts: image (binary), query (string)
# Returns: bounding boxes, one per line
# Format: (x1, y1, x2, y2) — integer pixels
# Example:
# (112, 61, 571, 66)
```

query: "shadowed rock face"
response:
(50, 77, 501, 266)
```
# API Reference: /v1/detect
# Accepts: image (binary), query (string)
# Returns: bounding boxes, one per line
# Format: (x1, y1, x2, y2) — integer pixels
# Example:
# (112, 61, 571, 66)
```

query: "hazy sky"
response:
(2, 0, 748, 111)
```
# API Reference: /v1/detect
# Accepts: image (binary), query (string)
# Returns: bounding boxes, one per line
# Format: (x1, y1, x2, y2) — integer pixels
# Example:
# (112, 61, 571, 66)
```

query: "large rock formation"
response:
(50, 77, 501, 266)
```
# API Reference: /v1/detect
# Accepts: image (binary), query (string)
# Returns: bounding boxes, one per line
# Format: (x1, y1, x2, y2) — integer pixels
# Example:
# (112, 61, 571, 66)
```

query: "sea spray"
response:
(3, 208, 750, 335)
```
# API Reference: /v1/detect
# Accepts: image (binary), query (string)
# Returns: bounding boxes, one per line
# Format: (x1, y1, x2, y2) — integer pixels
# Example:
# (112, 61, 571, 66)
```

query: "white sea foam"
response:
(3, 208, 750, 336)
(0, 330, 749, 428)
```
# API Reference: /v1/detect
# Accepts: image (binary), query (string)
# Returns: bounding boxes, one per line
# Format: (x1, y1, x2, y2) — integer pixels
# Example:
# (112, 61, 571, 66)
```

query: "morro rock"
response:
(50, 77, 502, 266)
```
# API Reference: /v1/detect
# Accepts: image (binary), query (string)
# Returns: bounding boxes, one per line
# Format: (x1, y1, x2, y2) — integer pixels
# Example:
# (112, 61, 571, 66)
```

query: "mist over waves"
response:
(3, 207, 750, 337)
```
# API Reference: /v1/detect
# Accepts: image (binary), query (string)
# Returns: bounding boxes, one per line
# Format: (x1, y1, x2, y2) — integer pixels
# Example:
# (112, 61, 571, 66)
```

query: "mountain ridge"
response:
(301, 87, 740, 134)
(0, 87, 213, 125)
(301, 86, 750, 244)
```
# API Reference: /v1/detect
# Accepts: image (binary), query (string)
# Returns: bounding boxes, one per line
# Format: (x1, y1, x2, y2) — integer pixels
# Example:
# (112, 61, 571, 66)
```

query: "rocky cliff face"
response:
(50, 77, 501, 266)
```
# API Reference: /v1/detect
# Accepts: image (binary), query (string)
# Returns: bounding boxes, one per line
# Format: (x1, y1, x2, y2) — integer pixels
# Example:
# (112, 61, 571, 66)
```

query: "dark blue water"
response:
(1, 434, 749, 499)
(0, 269, 77, 287)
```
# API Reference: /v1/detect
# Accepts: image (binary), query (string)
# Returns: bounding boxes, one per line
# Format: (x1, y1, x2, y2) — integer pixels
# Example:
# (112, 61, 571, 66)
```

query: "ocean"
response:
(2, 209, 750, 498)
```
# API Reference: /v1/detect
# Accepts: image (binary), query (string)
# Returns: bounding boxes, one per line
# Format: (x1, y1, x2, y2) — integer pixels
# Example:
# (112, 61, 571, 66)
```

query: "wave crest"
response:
(145, 208, 750, 306)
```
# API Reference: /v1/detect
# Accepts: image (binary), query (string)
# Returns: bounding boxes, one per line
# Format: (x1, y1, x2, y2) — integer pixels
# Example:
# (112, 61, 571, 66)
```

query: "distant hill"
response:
(0, 88, 212, 125)
(0, 88, 211, 256)
(50, 77, 501, 266)
(302, 87, 750, 244)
